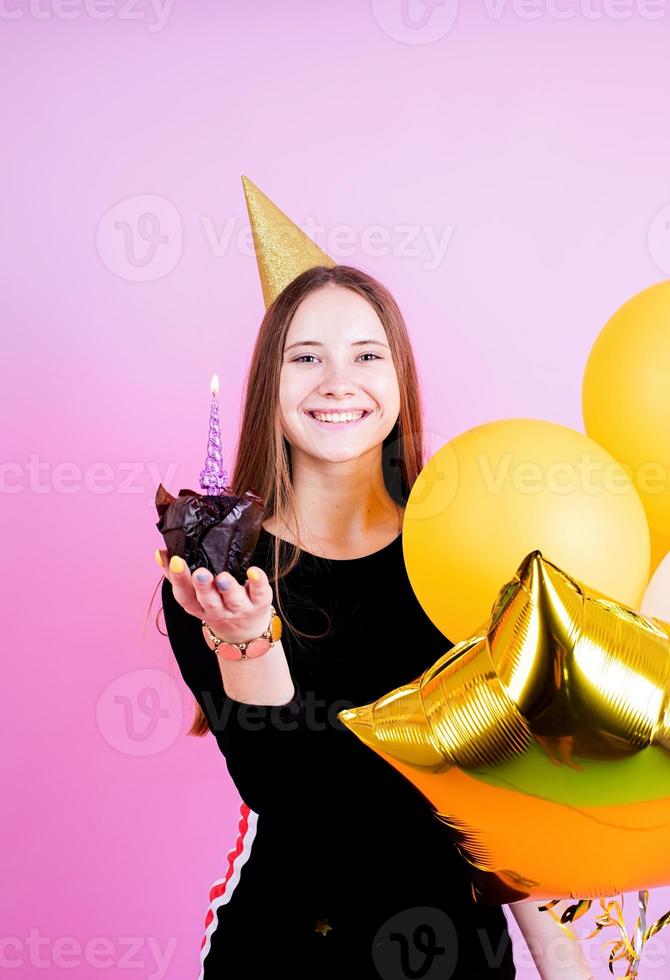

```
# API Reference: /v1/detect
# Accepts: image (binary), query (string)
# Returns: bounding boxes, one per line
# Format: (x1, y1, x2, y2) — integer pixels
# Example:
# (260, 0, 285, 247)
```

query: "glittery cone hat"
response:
(241, 175, 335, 309)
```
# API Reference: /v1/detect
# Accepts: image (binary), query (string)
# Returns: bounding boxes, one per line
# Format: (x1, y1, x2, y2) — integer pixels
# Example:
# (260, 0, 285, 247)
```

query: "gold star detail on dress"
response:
(314, 918, 333, 937)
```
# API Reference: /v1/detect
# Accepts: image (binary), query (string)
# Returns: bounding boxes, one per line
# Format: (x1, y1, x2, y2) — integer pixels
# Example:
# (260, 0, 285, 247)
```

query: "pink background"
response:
(3, 1, 670, 976)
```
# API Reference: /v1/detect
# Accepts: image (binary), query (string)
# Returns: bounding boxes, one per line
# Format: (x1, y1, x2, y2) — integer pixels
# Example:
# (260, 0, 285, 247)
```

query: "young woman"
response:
(156, 265, 593, 978)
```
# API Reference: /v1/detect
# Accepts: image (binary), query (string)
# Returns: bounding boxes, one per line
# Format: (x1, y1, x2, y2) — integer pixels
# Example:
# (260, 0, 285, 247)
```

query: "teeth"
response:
(311, 411, 365, 423)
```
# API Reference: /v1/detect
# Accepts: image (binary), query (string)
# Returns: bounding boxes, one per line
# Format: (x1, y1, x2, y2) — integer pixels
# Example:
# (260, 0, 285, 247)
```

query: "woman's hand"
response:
(156, 549, 274, 645)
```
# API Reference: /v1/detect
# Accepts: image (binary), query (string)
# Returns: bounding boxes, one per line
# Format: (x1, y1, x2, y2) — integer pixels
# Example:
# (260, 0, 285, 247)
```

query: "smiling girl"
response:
(156, 262, 591, 979)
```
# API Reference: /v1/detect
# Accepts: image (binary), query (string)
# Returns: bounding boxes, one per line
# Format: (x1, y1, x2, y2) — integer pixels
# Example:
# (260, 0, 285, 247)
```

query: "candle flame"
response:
(210, 373, 219, 397)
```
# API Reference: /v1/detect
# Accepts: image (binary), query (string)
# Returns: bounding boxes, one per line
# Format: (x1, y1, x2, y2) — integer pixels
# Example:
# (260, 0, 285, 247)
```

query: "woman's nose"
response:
(317, 370, 356, 397)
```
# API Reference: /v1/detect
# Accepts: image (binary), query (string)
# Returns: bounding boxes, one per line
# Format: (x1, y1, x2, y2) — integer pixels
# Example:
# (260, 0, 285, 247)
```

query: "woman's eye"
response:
(292, 353, 382, 364)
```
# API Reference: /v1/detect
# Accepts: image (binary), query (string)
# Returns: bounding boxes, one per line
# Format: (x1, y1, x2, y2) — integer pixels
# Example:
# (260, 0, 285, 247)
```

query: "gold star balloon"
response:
(338, 550, 670, 973)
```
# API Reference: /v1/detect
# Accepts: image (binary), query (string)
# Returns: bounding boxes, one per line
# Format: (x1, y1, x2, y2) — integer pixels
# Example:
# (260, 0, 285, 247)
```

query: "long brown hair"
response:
(154, 264, 429, 737)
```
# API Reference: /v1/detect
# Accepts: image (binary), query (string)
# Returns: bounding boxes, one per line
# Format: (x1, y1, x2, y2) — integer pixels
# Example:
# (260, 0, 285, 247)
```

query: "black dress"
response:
(161, 527, 517, 979)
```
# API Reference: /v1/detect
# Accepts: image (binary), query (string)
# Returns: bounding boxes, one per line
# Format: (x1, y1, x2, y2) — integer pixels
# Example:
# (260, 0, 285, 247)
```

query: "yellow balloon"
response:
(642, 551, 670, 622)
(403, 418, 650, 640)
(650, 527, 670, 578)
(583, 280, 670, 539)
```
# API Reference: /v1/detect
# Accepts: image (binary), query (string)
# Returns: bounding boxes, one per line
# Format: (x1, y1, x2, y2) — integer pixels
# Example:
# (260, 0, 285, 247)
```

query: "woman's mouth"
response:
(304, 410, 372, 429)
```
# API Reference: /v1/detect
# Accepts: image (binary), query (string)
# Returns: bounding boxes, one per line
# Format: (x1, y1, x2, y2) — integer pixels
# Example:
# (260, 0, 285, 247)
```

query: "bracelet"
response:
(201, 605, 282, 661)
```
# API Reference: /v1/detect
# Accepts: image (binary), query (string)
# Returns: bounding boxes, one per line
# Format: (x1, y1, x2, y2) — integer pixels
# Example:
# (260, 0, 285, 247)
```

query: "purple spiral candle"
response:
(199, 373, 229, 494)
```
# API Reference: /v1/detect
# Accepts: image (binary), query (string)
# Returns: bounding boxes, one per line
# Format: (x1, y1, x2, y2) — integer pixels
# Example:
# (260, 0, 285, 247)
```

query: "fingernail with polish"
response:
(195, 570, 209, 583)
(169, 555, 186, 574)
(216, 576, 230, 591)
(154, 549, 164, 568)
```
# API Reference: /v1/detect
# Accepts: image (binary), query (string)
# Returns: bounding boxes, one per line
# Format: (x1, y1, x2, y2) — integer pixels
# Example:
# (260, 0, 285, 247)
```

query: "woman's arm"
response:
(211, 631, 296, 706)
(161, 575, 309, 812)
(161, 552, 300, 706)
(508, 900, 594, 979)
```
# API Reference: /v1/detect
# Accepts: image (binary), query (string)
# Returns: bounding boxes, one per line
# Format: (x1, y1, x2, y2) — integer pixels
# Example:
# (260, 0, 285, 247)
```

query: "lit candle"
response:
(199, 373, 228, 495)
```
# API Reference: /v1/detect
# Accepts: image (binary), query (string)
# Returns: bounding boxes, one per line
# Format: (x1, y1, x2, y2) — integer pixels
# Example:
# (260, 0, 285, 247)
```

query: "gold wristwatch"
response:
(201, 605, 282, 661)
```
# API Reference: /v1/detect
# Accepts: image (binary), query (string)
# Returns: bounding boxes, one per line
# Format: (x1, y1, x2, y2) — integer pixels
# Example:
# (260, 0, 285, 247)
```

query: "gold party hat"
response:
(241, 175, 335, 309)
